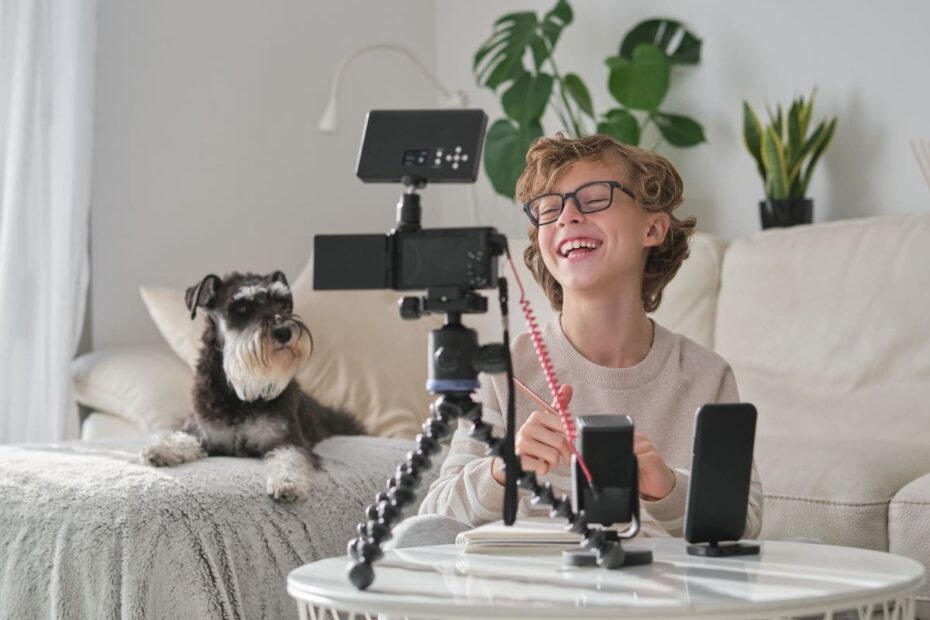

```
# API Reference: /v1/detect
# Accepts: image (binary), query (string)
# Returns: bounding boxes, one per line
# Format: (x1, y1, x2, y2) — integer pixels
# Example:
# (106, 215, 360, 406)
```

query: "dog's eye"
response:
(231, 302, 250, 316)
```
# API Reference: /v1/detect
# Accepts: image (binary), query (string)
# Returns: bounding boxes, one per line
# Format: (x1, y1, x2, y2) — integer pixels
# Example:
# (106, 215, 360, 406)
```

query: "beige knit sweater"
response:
(419, 318, 763, 539)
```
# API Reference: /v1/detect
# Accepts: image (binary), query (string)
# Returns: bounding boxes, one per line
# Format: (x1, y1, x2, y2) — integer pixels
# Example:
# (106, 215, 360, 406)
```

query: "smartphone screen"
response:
(684, 403, 758, 544)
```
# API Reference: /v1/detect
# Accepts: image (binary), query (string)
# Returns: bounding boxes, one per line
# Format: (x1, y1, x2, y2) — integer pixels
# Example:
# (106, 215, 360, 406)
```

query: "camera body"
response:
(313, 227, 504, 292)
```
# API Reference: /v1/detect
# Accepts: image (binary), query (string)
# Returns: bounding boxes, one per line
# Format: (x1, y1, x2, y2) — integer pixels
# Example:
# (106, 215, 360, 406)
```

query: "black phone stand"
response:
(687, 541, 760, 557)
(564, 530, 653, 567)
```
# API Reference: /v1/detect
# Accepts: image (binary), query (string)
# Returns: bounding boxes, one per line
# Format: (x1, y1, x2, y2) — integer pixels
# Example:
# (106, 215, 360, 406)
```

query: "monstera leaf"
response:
(652, 112, 705, 146)
(597, 109, 640, 146)
(533, 0, 573, 68)
(562, 73, 594, 118)
(473, 0, 572, 91)
(619, 18, 702, 65)
(484, 118, 544, 199)
(502, 72, 554, 124)
(606, 44, 669, 111)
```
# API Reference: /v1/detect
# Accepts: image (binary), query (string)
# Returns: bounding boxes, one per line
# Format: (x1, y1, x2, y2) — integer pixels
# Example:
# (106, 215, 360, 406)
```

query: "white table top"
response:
(288, 539, 926, 619)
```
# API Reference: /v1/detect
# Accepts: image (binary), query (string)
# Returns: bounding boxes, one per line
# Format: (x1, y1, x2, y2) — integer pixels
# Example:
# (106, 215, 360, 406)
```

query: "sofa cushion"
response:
(756, 435, 930, 550)
(80, 412, 146, 440)
(715, 213, 930, 442)
(139, 287, 207, 372)
(650, 232, 726, 350)
(735, 367, 930, 442)
(71, 346, 193, 432)
(889, 473, 930, 610)
(141, 258, 442, 439)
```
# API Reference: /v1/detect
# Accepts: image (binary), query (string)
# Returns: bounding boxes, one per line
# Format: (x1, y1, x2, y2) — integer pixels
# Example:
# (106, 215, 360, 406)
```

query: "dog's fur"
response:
(142, 270, 365, 502)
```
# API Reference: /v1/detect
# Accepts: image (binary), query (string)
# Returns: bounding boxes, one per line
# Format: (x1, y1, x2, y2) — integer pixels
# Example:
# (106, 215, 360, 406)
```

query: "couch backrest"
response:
(715, 213, 930, 443)
(650, 232, 726, 349)
(473, 232, 725, 349)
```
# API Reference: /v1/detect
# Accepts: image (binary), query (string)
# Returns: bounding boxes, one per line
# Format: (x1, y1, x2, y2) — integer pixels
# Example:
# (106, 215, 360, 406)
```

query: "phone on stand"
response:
(684, 403, 759, 557)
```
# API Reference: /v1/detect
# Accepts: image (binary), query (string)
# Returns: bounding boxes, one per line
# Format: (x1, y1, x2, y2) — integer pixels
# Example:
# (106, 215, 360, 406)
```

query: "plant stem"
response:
(548, 101, 573, 136)
(542, 36, 582, 137)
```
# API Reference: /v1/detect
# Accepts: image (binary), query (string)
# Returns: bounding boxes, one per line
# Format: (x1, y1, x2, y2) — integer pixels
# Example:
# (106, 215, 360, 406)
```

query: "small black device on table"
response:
(564, 415, 652, 568)
(685, 403, 760, 557)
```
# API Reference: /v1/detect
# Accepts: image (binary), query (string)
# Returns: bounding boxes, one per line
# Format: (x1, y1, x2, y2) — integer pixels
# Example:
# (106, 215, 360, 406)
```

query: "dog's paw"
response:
(141, 432, 205, 467)
(266, 475, 309, 503)
(141, 445, 185, 467)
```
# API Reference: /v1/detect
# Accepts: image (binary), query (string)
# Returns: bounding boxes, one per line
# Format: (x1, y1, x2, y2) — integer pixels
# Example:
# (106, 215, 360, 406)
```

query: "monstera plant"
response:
(474, 0, 706, 200)
(743, 90, 837, 229)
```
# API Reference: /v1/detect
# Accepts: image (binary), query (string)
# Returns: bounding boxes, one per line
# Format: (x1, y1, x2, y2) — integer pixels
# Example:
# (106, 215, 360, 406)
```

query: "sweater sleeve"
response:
(642, 364, 764, 539)
(417, 378, 507, 526)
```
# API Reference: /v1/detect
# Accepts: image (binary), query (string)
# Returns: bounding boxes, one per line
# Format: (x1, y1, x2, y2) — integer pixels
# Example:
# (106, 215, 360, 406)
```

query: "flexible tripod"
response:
(345, 181, 644, 590)
(346, 289, 646, 590)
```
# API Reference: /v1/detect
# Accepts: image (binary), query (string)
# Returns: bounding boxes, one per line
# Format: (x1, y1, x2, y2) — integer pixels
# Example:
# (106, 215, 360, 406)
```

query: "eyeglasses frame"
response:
(522, 180, 637, 227)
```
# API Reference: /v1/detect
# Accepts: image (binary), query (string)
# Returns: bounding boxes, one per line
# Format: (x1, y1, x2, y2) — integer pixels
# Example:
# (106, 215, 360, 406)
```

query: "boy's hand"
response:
(634, 432, 677, 501)
(492, 384, 573, 485)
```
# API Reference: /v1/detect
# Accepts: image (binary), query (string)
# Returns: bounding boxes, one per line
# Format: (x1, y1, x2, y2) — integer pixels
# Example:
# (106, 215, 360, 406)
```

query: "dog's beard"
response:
(221, 319, 312, 402)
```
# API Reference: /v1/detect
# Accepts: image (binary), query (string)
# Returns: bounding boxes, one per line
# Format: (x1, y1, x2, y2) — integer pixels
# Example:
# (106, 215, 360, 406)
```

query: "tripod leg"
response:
(346, 395, 466, 590)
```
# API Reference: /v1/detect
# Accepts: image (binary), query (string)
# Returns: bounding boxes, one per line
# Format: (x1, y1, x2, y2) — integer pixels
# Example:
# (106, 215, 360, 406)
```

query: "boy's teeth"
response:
(560, 239, 599, 256)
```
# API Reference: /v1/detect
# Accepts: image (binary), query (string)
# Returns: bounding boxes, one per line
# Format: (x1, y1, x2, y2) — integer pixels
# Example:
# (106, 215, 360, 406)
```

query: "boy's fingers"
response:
(517, 436, 561, 470)
(519, 454, 549, 476)
(522, 424, 572, 465)
(529, 410, 567, 434)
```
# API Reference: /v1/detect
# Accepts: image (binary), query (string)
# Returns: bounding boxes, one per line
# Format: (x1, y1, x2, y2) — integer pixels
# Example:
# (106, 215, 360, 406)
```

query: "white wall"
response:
(91, 0, 438, 348)
(434, 0, 930, 240)
(92, 0, 930, 348)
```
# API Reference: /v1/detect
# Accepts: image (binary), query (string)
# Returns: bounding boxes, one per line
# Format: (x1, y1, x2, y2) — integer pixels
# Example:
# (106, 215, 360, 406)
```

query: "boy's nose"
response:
(557, 197, 586, 226)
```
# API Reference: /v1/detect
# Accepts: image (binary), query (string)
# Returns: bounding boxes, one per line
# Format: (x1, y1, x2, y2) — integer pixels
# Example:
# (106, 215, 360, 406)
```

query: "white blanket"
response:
(0, 436, 440, 619)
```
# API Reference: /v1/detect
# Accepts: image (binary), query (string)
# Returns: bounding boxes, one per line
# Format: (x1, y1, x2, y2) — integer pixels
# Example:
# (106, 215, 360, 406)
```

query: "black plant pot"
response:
(759, 199, 813, 230)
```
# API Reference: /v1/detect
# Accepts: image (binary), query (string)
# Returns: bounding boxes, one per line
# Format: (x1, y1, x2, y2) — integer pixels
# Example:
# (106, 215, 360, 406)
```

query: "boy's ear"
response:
(643, 212, 671, 248)
(185, 274, 222, 320)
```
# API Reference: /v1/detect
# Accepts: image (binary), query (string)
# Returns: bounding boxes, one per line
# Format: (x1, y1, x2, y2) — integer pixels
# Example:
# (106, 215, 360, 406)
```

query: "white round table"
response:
(287, 539, 925, 620)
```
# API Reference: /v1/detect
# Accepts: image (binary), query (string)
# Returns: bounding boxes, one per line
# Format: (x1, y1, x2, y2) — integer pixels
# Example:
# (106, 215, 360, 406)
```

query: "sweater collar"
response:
(546, 316, 673, 389)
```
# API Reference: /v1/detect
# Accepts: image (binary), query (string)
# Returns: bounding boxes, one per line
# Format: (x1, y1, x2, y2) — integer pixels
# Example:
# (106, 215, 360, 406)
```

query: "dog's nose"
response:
(272, 326, 292, 344)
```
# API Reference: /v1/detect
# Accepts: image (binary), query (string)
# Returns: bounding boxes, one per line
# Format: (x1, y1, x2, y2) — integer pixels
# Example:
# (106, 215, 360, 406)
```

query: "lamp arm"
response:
(327, 43, 453, 103)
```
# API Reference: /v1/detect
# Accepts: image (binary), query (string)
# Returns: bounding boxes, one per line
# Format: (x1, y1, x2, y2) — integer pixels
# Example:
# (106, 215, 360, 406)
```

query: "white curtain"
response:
(0, 0, 96, 443)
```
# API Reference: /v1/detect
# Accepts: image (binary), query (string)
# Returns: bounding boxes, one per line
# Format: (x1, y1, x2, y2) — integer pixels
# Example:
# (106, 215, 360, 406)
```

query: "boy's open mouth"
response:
(557, 237, 603, 260)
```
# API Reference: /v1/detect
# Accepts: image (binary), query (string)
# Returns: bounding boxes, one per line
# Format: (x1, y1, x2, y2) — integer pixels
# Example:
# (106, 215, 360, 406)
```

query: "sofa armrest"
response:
(71, 346, 194, 433)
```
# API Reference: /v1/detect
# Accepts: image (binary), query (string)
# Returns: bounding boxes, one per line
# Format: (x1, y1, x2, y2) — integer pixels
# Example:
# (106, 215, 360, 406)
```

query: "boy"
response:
(402, 133, 762, 544)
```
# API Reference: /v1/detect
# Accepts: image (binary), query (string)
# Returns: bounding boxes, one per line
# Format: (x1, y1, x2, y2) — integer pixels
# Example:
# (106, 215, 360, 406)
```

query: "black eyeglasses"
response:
(523, 180, 636, 227)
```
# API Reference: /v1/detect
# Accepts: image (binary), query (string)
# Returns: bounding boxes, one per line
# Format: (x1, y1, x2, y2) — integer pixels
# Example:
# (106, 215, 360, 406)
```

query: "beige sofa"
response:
(73, 212, 930, 614)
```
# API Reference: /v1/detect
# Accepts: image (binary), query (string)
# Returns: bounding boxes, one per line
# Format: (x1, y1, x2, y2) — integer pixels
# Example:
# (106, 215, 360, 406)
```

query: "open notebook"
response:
(455, 517, 583, 553)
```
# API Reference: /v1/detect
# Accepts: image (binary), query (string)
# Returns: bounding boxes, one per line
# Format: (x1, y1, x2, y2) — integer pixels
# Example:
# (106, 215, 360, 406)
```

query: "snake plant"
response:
(743, 90, 837, 201)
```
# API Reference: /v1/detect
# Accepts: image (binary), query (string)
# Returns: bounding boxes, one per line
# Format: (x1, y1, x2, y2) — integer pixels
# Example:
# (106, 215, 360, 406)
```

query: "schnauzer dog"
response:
(142, 270, 365, 502)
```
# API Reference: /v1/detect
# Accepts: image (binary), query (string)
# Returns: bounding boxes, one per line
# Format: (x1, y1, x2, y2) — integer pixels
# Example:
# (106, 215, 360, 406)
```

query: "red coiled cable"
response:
(507, 256, 596, 488)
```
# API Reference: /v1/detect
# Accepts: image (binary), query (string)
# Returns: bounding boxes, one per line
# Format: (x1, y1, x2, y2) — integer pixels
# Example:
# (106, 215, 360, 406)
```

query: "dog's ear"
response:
(185, 274, 222, 320)
(269, 270, 289, 287)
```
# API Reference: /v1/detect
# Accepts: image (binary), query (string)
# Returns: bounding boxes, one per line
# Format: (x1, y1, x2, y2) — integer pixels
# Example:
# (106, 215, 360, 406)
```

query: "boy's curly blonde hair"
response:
(516, 133, 695, 313)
